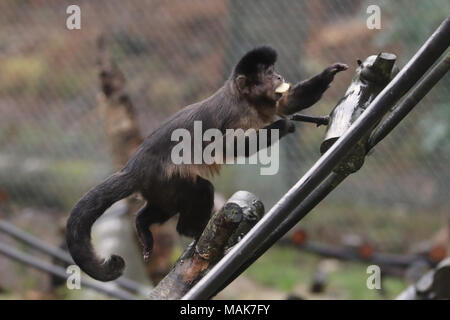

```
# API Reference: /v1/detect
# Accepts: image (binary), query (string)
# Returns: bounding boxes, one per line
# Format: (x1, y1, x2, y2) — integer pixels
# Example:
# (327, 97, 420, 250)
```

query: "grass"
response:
(244, 246, 407, 299)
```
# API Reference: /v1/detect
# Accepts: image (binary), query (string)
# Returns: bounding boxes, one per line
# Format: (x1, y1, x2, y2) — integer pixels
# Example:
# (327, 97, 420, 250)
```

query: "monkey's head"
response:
(232, 46, 289, 105)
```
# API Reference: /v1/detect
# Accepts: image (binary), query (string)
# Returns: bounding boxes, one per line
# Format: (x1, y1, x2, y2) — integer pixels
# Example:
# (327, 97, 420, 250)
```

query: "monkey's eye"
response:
(266, 68, 274, 76)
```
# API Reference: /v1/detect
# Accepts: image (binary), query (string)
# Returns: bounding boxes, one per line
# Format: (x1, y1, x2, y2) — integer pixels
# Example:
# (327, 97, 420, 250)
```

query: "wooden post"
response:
(396, 257, 450, 300)
(96, 36, 175, 284)
(320, 52, 397, 174)
(149, 191, 264, 300)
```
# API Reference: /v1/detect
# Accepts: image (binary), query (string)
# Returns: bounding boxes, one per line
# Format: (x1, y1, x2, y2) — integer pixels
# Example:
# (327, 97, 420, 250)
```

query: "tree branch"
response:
(396, 257, 450, 300)
(149, 191, 264, 300)
(96, 35, 175, 283)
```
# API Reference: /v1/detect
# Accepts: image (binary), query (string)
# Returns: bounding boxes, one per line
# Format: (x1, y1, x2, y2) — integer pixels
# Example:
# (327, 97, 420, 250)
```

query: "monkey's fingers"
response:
(329, 63, 349, 74)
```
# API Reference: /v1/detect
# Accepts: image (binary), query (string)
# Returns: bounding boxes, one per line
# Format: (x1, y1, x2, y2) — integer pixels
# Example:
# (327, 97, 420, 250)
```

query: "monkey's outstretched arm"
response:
(224, 119, 295, 158)
(277, 63, 348, 116)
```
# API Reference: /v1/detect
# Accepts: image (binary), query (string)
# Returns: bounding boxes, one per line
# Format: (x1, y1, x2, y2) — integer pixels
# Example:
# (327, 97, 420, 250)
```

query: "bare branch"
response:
(149, 191, 264, 300)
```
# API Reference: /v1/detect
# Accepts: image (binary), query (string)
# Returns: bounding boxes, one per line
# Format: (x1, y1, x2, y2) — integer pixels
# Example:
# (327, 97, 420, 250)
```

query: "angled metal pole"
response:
(183, 16, 450, 300)
(0, 220, 73, 262)
(216, 50, 450, 296)
(0, 220, 145, 295)
(280, 240, 433, 268)
(0, 242, 137, 300)
(368, 52, 450, 150)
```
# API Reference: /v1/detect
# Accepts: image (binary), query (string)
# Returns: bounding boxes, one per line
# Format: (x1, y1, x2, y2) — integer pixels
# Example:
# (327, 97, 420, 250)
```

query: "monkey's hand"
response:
(277, 63, 348, 116)
(321, 63, 349, 83)
(273, 119, 296, 136)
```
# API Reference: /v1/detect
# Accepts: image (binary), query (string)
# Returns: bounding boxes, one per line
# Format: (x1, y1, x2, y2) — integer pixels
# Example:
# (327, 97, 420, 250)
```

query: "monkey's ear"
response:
(235, 75, 250, 95)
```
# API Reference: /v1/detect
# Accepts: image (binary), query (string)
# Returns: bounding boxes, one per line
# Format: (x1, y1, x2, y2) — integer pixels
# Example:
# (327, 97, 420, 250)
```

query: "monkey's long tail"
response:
(66, 171, 135, 282)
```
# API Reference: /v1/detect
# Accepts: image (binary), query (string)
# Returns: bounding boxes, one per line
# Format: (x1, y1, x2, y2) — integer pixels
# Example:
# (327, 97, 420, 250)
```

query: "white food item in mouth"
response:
(275, 82, 291, 93)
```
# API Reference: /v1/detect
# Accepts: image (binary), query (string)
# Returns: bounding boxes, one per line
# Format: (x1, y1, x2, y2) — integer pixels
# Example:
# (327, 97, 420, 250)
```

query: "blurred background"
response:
(0, 0, 448, 299)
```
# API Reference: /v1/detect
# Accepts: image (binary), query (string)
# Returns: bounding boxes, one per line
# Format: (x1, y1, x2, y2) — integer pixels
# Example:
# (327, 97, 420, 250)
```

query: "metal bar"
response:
(183, 16, 450, 300)
(210, 36, 450, 299)
(211, 31, 450, 299)
(211, 172, 346, 296)
(368, 52, 450, 150)
(224, 52, 450, 291)
(0, 241, 137, 300)
(0, 220, 72, 262)
(0, 220, 145, 294)
(279, 240, 431, 268)
(290, 114, 329, 126)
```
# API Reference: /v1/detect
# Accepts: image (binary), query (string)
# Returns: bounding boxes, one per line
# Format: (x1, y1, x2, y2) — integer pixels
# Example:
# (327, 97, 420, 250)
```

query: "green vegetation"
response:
(0, 56, 46, 96)
(245, 246, 407, 299)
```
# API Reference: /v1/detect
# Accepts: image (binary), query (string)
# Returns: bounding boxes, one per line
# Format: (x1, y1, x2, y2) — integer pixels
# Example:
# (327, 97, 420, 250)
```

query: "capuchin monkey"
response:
(66, 46, 347, 281)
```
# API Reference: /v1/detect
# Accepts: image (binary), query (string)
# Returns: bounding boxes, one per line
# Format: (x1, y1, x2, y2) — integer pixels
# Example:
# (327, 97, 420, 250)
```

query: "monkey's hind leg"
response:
(135, 204, 170, 261)
(176, 176, 214, 239)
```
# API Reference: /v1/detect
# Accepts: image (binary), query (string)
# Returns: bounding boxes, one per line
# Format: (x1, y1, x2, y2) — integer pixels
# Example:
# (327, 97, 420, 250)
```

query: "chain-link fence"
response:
(0, 0, 449, 254)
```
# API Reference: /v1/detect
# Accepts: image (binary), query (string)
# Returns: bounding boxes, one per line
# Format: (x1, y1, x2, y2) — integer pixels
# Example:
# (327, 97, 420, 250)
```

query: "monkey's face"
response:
(244, 64, 286, 104)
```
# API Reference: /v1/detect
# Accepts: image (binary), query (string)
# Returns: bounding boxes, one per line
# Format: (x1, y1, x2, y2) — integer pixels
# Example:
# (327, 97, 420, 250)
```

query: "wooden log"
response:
(396, 257, 450, 300)
(96, 36, 175, 284)
(320, 53, 397, 174)
(149, 191, 264, 300)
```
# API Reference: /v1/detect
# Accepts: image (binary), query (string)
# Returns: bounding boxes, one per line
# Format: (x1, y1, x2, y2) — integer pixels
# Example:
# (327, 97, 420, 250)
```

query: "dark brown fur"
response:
(66, 46, 346, 281)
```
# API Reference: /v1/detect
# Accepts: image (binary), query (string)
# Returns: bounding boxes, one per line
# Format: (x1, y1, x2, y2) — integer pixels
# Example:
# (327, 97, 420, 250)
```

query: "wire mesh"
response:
(0, 0, 448, 253)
